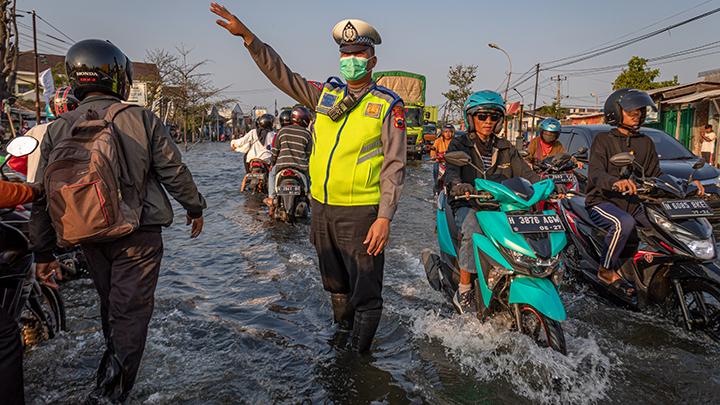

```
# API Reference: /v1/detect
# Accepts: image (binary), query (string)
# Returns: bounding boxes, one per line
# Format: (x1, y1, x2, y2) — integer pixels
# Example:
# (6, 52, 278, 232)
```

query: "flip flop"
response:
(599, 272, 635, 298)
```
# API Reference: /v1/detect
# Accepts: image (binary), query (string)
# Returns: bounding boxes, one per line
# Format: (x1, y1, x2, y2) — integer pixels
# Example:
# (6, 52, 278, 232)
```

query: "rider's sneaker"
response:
(452, 288, 475, 315)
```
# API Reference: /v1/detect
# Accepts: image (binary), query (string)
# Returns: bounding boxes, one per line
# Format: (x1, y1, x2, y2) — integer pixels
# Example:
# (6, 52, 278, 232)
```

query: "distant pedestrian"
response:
(701, 124, 716, 165)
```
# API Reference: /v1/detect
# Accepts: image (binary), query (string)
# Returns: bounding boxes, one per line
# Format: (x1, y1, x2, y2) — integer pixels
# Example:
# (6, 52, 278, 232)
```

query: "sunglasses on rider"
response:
(473, 112, 503, 122)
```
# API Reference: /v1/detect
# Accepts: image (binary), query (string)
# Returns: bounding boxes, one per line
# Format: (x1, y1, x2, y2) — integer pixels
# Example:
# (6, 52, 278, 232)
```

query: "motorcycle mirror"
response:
(444, 151, 472, 167)
(692, 158, 706, 170)
(552, 153, 572, 165)
(5, 136, 38, 158)
(574, 147, 588, 159)
(609, 152, 635, 167)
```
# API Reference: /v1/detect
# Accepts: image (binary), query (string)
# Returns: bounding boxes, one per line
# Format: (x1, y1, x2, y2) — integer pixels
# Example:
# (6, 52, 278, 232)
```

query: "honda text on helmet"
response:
(538, 118, 561, 143)
(65, 39, 133, 101)
(52, 86, 79, 116)
(463, 90, 506, 134)
(604, 88, 657, 133)
(291, 106, 312, 128)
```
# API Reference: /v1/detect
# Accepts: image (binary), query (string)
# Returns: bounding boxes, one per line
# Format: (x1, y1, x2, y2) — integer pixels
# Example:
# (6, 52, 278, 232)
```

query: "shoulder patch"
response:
(392, 105, 405, 129)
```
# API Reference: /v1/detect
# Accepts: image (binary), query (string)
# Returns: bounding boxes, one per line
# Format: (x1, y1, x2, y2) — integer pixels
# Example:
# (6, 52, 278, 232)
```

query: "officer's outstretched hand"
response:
(210, 2, 254, 44)
(364, 218, 390, 256)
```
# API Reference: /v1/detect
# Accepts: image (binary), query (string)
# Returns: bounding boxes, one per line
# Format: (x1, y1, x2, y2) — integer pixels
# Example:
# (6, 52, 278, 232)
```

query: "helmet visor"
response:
(618, 91, 657, 113)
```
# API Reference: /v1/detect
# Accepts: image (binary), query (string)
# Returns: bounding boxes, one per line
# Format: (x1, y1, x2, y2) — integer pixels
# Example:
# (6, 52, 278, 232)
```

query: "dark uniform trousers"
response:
(310, 200, 384, 313)
(0, 305, 24, 405)
(81, 229, 163, 401)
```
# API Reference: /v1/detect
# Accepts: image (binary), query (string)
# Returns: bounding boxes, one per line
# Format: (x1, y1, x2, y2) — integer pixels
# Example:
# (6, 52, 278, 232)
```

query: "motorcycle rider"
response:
(430, 124, 454, 194)
(526, 118, 566, 165)
(25, 86, 80, 183)
(0, 181, 43, 405)
(264, 106, 313, 215)
(235, 113, 275, 181)
(586, 88, 704, 296)
(445, 90, 540, 314)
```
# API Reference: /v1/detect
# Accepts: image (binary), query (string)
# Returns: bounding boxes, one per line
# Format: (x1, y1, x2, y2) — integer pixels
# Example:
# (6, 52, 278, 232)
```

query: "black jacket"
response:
(445, 133, 540, 205)
(586, 128, 661, 211)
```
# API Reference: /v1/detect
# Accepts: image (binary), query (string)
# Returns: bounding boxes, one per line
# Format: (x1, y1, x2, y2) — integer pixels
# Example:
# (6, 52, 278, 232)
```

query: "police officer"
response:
(211, 2, 406, 352)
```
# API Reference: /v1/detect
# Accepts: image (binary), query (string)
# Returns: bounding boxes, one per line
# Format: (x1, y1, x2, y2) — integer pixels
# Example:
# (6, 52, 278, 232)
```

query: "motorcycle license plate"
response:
(278, 185, 301, 195)
(661, 199, 712, 218)
(548, 173, 576, 184)
(248, 173, 265, 179)
(507, 214, 566, 233)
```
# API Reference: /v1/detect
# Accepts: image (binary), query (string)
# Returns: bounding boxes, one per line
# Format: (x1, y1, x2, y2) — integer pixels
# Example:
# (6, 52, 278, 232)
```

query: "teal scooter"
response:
(422, 151, 569, 353)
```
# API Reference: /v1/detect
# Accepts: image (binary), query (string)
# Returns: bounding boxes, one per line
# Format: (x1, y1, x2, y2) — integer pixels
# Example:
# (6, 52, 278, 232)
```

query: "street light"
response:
(488, 43, 512, 102)
(489, 43, 512, 136)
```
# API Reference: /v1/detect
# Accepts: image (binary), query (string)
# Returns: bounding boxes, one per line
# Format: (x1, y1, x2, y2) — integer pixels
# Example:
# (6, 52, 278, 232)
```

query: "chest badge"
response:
(320, 93, 338, 108)
(364, 102, 382, 119)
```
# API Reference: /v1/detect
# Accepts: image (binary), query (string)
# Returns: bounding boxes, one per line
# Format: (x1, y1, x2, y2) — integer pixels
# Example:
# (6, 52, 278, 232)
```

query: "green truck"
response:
(373, 71, 431, 160)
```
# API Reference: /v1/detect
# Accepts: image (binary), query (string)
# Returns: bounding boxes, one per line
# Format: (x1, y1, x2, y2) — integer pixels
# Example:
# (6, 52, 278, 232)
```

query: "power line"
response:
(542, 6, 720, 70)
(35, 13, 75, 43)
(542, 0, 716, 65)
(17, 21, 72, 45)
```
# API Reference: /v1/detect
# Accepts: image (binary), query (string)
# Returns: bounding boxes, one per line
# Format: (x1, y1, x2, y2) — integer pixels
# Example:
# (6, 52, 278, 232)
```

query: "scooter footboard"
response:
(508, 276, 567, 321)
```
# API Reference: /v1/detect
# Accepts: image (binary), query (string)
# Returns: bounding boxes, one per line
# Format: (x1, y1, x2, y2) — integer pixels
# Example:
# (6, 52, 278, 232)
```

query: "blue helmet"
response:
(537, 118, 561, 135)
(463, 90, 506, 133)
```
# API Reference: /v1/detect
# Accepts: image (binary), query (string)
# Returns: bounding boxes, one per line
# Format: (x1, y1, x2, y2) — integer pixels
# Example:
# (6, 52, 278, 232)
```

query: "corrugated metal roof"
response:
(664, 89, 720, 104)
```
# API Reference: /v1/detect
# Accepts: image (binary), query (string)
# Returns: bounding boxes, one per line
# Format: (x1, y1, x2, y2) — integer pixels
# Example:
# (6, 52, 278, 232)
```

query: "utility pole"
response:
(551, 75, 567, 108)
(531, 63, 540, 134)
(32, 10, 40, 125)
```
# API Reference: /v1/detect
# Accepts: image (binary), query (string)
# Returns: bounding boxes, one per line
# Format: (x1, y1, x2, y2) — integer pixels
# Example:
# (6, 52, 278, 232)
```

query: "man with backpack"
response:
(30, 39, 206, 403)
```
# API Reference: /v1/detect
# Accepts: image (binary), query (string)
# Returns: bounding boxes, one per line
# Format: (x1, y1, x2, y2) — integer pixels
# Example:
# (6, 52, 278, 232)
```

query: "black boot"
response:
(331, 293, 354, 331)
(351, 308, 382, 353)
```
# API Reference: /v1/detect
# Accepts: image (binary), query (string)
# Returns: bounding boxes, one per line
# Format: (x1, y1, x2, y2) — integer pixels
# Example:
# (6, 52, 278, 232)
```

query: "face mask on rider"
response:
(339, 56, 372, 81)
(541, 132, 558, 144)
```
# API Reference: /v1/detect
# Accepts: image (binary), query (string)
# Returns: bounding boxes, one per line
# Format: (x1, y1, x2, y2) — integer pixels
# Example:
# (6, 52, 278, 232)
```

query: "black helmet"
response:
(65, 39, 133, 101)
(278, 109, 292, 127)
(603, 88, 657, 131)
(52, 86, 79, 116)
(291, 106, 312, 128)
(257, 113, 274, 129)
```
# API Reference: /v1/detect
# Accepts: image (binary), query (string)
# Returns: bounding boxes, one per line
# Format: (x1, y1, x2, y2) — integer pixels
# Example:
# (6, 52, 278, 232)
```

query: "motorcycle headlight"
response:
(648, 209, 716, 260)
(503, 246, 560, 275)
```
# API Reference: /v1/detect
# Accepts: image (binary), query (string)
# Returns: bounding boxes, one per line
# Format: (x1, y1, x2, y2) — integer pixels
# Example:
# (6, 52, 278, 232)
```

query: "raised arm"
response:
(211, 2, 322, 108)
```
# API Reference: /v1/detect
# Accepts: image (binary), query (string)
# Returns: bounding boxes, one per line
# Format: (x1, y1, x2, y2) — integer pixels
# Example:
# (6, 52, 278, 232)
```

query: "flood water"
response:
(24, 143, 720, 404)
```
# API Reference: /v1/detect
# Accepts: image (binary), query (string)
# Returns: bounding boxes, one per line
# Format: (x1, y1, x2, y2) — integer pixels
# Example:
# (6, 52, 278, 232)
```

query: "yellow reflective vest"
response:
(310, 78, 400, 206)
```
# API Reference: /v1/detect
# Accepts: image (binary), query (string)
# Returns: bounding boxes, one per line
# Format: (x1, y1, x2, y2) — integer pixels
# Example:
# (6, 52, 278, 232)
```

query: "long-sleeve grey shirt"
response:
(244, 37, 406, 220)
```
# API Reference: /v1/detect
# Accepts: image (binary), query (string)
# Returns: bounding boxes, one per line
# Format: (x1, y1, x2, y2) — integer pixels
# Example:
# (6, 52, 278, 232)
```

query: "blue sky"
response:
(19, 0, 720, 111)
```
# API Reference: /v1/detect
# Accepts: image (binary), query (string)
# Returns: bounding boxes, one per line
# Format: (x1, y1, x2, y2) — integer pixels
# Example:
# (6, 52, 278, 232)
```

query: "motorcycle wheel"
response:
(23, 283, 65, 346)
(518, 304, 567, 355)
(677, 279, 720, 341)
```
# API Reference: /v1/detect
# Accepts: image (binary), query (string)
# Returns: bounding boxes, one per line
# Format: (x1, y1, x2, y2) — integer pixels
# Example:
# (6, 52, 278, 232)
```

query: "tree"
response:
(0, 0, 18, 101)
(143, 48, 177, 113)
(613, 56, 679, 90)
(442, 64, 477, 122)
(51, 61, 69, 88)
(165, 45, 232, 148)
(537, 102, 569, 119)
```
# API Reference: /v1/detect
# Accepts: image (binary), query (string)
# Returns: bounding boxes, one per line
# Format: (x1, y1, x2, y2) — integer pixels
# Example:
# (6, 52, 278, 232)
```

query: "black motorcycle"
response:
(1, 136, 67, 345)
(241, 159, 270, 194)
(272, 168, 309, 223)
(559, 152, 720, 341)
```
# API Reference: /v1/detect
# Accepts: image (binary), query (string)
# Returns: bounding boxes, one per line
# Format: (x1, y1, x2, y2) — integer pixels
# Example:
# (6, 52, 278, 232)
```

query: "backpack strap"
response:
(103, 102, 135, 122)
